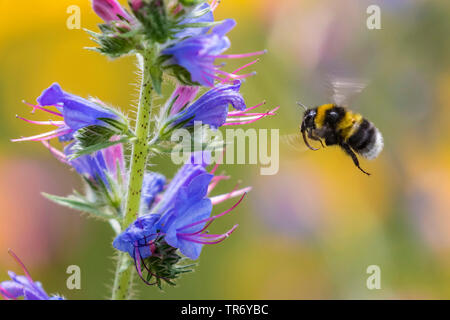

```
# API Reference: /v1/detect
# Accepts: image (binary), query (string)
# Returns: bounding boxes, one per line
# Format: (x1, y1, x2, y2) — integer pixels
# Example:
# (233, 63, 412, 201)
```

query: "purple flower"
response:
(172, 80, 245, 129)
(65, 144, 112, 188)
(156, 152, 213, 217)
(113, 213, 162, 259)
(0, 250, 63, 300)
(168, 81, 280, 129)
(12, 83, 120, 143)
(92, 0, 134, 23)
(141, 172, 166, 211)
(43, 140, 125, 191)
(113, 152, 250, 265)
(163, 19, 266, 87)
(165, 203, 242, 260)
(157, 157, 251, 260)
(167, 85, 200, 116)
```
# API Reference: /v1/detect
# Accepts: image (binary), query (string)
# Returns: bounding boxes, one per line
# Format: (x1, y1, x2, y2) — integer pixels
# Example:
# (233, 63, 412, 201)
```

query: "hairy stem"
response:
(112, 50, 154, 300)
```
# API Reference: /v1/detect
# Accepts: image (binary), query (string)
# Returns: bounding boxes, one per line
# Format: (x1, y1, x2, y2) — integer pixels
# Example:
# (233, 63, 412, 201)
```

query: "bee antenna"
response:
(297, 101, 308, 111)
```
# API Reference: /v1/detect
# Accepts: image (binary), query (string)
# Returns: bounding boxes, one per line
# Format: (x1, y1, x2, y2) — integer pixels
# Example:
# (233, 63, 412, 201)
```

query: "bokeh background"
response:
(1, 0, 450, 299)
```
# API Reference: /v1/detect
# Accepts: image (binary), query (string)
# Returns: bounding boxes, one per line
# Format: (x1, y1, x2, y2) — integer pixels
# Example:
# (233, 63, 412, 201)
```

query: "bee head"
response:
(302, 109, 316, 130)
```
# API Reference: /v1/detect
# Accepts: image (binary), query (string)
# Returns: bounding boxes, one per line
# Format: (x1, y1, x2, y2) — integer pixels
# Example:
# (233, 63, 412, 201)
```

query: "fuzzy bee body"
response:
(301, 103, 384, 175)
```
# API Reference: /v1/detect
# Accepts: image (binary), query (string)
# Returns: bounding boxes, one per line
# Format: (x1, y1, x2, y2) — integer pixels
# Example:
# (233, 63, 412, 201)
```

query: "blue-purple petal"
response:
(0, 280, 24, 299)
(141, 172, 166, 211)
(2, 272, 51, 300)
(162, 19, 235, 86)
(165, 198, 212, 260)
(174, 81, 245, 129)
(113, 214, 162, 259)
(37, 83, 119, 132)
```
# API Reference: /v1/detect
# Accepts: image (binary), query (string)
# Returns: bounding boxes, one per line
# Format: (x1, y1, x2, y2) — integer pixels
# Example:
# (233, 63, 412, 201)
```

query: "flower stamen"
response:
(8, 249, 33, 283)
(178, 193, 246, 232)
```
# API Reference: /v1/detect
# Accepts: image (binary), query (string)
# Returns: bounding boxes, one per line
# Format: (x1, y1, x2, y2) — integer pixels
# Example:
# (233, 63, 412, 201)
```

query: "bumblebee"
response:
(300, 103, 384, 175)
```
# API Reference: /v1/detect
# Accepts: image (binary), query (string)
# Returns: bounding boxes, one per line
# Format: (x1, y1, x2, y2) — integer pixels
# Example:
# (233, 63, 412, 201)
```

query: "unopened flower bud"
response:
(92, 0, 134, 23)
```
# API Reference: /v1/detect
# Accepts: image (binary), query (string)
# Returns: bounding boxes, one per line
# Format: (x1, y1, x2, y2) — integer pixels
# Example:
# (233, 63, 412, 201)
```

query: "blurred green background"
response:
(1, 0, 450, 299)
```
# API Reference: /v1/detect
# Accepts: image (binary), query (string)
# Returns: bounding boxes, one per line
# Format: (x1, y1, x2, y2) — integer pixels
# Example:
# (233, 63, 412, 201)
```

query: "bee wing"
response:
(326, 75, 369, 106)
(280, 133, 310, 153)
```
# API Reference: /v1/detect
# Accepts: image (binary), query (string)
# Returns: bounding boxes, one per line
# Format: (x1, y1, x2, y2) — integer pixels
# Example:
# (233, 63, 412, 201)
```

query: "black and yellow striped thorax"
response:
(313, 104, 363, 141)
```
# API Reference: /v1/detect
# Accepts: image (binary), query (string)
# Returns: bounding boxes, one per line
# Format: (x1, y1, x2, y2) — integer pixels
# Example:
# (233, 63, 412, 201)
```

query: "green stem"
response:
(112, 50, 154, 300)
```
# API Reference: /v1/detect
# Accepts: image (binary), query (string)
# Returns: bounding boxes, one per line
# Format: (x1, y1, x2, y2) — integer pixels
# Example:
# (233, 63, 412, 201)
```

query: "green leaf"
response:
(42, 193, 114, 220)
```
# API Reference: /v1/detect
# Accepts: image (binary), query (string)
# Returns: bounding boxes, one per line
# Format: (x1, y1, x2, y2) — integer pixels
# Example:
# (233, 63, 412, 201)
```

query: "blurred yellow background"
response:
(1, 0, 450, 299)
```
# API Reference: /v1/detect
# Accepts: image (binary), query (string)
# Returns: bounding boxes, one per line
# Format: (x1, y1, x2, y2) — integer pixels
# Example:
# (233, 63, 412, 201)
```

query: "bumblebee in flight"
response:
(300, 103, 383, 175)
(284, 77, 384, 175)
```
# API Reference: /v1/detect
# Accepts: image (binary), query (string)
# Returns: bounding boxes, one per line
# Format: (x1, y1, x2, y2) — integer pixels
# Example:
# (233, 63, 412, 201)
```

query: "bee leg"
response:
(341, 143, 371, 176)
(308, 130, 325, 148)
(302, 128, 319, 151)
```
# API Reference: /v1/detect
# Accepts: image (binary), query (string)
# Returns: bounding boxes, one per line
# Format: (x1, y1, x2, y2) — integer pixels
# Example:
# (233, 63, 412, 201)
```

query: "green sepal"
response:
(68, 136, 131, 159)
(158, 114, 195, 140)
(85, 26, 138, 59)
(132, 0, 173, 44)
(140, 238, 196, 290)
(69, 117, 132, 159)
(162, 61, 201, 86)
(173, 20, 223, 31)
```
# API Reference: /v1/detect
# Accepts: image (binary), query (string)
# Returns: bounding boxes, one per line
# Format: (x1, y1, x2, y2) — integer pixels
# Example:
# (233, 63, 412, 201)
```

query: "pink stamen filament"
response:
(177, 181, 240, 237)
(232, 112, 277, 117)
(231, 59, 260, 76)
(202, 68, 255, 86)
(41, 141, 68, 164)
(208, 175, 230, 195)
(210, 0, 220, 11)
(8, 249, 33, 283)
(222, 59, 261, 84)
(134, 247, 156, 286)
(210, 163, 220, 174)
(228, 101, 267, 116)
(178, 193, 246, 232)
(215, 69, 256, 80)
(213, 50, 268, 60)
(179, 225, 238, 245)
(200, 73, 215, 87)
(224, 106, 279, 126)
(134, 245, 171, 285)
(178, 219, 215, 237)
(224, 115, 266, 126)
(11, 128, 72, 142)
(16, 115, 64, 127)
(23, 101, 63, 117)
(211, 187, 252, 206)
(201, 70, 233, 84)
